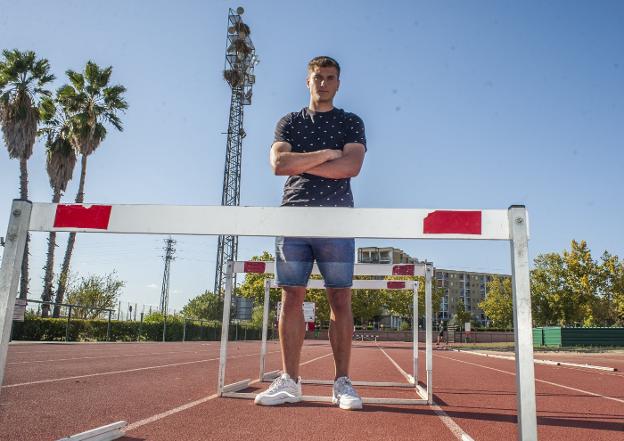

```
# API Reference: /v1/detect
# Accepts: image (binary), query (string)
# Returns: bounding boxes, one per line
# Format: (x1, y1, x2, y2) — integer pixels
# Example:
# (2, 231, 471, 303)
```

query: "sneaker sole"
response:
(254, 394, 302, 406)
(332, 396, 363, 410)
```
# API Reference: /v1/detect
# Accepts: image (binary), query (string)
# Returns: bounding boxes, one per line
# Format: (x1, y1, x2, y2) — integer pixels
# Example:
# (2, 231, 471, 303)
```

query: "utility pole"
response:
(160, 237, 176, 341)
(214, 6, 259, 297)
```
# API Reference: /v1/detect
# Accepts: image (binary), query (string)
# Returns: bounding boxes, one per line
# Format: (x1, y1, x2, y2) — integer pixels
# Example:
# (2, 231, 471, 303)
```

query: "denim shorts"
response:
(275, 237, 355, 288)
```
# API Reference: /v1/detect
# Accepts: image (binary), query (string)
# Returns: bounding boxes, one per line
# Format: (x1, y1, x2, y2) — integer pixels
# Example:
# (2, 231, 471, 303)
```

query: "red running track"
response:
(1, 341, 622, 441)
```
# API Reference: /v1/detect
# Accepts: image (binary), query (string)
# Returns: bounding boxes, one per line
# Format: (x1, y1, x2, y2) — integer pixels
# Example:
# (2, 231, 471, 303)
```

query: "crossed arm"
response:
(270, 142, 366, 179)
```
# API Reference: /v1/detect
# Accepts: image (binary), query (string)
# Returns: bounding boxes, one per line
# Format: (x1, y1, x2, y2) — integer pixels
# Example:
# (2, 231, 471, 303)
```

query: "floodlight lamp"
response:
(236, 6, 245, 15)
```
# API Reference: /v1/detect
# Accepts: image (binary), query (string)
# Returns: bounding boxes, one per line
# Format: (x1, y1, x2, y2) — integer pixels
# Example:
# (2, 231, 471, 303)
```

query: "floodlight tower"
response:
(214, 7, 259, 296)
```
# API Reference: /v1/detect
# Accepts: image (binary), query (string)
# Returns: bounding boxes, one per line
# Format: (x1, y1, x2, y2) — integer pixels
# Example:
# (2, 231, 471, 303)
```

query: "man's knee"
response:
(281, 287, 306, 313)
(327, 288, 352, 314)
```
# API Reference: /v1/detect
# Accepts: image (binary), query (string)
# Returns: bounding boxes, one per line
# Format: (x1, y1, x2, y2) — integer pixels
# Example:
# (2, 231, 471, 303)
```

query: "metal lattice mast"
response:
(214, 6, 259, 296)
(160, 237, 175, 341)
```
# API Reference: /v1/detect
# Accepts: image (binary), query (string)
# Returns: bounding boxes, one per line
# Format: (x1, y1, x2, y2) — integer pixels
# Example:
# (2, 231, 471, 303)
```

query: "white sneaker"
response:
(332, 376, 363, 410)
(254, 373, 302, 406)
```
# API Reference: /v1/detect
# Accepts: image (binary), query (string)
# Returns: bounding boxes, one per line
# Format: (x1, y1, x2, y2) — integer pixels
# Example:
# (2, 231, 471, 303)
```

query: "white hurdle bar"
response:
(217, 263, 433, 405)
(0, 202, 536, 440)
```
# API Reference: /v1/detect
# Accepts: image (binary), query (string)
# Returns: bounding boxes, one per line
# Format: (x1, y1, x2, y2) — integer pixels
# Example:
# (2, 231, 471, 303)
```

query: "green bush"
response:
(11, 317, 262, 342)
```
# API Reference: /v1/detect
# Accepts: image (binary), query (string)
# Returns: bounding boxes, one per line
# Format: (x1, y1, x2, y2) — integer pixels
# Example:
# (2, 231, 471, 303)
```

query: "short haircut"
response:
(307, 56, 341, 78)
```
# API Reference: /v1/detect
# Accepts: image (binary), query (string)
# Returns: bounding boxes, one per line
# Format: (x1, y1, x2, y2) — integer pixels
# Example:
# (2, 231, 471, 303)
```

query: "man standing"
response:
(254, 56, 366, 410)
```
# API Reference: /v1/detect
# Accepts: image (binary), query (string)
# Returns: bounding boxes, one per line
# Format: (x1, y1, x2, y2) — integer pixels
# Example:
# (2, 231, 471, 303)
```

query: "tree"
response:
(237, 251, 279, 305)
(479, 276, 513, 328)
(66, 272, 124, 319)
(53, 61, 128, 317)
(531, 240, 604, 326)
(0, 49, 54, 299)
(250, 304, 276, 328)
(351, 287, 384, 326)
(381, 275, 443, 328)
(450, 298, 473, 329)
(181, 291, 223, 321)
(598, 252, 624, 326)
(38, 96, 77, 316)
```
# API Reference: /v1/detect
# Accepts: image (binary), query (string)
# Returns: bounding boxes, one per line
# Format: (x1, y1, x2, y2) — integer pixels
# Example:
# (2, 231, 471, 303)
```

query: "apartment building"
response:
(356, 246, 509, 327)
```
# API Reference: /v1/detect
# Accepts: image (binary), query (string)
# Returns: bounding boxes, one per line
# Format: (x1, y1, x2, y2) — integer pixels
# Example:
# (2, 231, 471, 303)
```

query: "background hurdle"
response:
(216, 261, 434, 405)
(0, 202, 536, 440)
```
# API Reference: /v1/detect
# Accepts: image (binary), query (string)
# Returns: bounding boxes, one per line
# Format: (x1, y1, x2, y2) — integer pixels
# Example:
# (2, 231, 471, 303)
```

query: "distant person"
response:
(436, 323, 447, 348)
(254, 56, 366, 410)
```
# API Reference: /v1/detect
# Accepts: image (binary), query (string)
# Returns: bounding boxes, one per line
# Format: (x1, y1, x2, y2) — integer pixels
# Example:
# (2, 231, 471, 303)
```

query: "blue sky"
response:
(1, 0, 623, 311)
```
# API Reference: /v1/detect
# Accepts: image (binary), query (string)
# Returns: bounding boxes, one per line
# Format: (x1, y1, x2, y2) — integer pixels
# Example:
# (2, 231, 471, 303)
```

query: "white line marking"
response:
(8, 349, 218, 365)
(436, 354, 624, 405)
(126, 351, 334, 432)
(3, 351, 281, 388)
(455, 350, 617, 371)
(377, 346, 474, 441)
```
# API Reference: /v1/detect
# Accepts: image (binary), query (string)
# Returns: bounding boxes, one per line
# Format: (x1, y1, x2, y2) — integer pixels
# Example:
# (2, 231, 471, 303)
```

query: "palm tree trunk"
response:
(41, 188, 61, 318)
(53, 154, 88, 318)
(19, 158, 29, 300)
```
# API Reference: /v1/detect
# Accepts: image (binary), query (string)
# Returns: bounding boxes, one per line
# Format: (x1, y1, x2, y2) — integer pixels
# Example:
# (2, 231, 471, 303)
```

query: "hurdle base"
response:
(222, 379, 251, 394)
(261, 370, 281, 382)
(222, 392, 429, 406)
(302, 379, 416, 388)
(56, 421, 127, 441)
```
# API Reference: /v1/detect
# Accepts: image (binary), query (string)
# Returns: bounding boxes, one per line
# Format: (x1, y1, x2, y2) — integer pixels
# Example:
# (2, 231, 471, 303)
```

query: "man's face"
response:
(306, 66, 340, 103)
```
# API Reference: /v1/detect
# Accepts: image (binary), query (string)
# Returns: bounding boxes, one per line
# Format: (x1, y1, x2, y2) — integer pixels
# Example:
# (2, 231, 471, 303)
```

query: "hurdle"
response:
(217, 261, 433, 404)
(0, 202, 537, 440)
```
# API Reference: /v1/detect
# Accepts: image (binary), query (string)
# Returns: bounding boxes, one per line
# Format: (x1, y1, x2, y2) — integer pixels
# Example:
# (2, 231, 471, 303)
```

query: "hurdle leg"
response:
(0, 200, 32, 387)
(412, 282, 418, 385)
(425, 263, 433, 404)
(509, 206, 538, 441)
(259, 279, 271, 380)
(217, 261, 234, 395)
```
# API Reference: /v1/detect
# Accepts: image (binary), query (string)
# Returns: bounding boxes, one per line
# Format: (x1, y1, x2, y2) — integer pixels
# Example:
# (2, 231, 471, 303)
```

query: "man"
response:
(254, 56, 366, 410)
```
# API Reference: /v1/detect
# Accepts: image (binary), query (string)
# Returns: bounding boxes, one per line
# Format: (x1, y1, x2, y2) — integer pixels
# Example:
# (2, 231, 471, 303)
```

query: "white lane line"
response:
(377, 346, 474, 441)
(8, 342, 215, 355)
(2, 350, 280, 389)
(436, 354, 624, 405)
(7, 349, 221, 365)
(455, 350, 617, 372)
(126, 351, 334, 432)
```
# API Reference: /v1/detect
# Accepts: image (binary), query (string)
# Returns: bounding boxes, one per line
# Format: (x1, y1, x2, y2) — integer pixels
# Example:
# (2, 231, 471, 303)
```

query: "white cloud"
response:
(146, 283, 158, 289)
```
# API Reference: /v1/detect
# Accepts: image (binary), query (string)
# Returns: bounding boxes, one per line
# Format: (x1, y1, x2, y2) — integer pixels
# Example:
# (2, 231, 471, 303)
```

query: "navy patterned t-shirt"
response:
(273, 107, 367, 207)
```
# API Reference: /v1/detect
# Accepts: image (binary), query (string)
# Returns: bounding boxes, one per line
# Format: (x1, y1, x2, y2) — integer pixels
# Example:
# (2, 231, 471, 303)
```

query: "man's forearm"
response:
(272, 149, 334, 176)
(306, 157, 361, 179)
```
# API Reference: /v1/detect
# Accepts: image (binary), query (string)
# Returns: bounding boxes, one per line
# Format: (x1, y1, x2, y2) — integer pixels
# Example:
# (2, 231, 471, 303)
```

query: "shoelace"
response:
(267, 376, 291, 392)
(336, 378, 358, 397)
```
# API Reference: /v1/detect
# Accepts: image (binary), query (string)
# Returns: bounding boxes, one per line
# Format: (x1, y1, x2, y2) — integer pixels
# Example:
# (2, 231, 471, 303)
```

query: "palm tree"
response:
(39, 97, 77, 317)
(53, 61, 127, 317)
(0, 49, 54, 300)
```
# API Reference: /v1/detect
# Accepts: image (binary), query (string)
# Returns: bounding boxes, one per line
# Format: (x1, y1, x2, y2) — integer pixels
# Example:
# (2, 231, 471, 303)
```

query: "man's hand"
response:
(270, 141, 343, 176)
(305, 143, 365, 179)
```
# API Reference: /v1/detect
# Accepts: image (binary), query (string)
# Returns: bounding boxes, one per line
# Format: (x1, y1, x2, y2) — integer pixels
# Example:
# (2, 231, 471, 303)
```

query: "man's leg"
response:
(279, 286, 307, 378)
(326, 287, 353, 379)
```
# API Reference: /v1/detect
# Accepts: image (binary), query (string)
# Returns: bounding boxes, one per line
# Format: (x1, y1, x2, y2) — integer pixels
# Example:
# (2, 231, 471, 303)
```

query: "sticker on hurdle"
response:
(218, 261, 434, 406)
(0, 202, 536, 440)
(56, 421, 127, 441)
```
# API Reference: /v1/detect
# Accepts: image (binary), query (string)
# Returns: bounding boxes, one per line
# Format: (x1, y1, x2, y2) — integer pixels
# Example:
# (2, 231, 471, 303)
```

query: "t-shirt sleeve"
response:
(344, 114, 367, 151)
(273, 114, 293, 145)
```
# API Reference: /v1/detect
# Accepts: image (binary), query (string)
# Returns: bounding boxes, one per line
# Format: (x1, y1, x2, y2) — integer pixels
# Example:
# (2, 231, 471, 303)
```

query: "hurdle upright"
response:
(0, 202, 537, 441)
